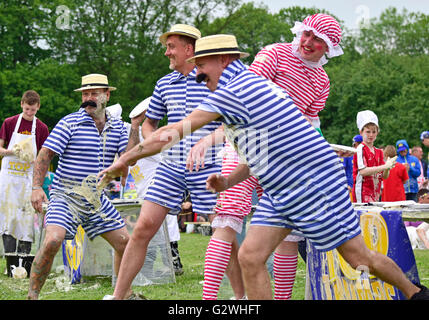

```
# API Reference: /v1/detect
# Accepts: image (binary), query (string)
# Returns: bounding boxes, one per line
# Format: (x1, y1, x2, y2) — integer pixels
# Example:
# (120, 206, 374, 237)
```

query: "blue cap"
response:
(353, 135, 363, 143)
(420, 131, 429, 141)
(397, 143, 407, 152)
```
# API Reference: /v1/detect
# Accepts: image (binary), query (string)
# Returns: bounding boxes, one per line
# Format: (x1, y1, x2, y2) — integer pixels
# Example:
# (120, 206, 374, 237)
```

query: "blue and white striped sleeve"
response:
(118, 123, 130, 154)
(146, 83, 167, 120)
(197, 89, 249, 126)
(42, 118, 72, 156)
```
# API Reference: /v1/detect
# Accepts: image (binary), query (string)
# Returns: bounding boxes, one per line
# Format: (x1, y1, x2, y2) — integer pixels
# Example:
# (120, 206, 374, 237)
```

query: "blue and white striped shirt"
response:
(198, 60, 359, 250)
(146, 68, 223, 166)
(43, 108, 129, 192)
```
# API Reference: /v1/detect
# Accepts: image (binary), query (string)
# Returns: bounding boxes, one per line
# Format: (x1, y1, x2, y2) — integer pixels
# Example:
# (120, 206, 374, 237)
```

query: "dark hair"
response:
(417, 189, 429, 200)
(21, 90, 40, 106)
(178, 35, 196, 48)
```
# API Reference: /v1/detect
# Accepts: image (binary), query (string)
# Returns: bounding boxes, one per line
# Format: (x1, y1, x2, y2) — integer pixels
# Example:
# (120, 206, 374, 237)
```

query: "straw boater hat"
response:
(129, 96, 151, 119)
(74, 73, 116, 92)
(159, 24, 201, 46)
(187, 34, 249, 63)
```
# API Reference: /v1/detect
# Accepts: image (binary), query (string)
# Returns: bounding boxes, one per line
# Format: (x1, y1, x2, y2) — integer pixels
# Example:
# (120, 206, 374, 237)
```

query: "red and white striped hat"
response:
(291, 13, 343, 59)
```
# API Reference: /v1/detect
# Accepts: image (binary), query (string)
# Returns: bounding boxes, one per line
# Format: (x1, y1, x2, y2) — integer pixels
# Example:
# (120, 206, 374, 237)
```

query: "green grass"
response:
(0, 232, 428, 300)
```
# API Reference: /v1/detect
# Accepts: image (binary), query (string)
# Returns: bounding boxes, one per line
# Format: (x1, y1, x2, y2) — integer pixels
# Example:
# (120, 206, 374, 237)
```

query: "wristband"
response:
(32, 186, 42, 190)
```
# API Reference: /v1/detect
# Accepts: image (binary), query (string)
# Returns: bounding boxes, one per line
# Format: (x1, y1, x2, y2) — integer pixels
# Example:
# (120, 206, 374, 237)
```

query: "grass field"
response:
(0, 231, 428, 300)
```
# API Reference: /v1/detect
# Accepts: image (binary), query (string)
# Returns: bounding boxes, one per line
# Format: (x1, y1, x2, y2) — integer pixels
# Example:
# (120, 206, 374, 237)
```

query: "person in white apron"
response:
(0, 113, 37, 254)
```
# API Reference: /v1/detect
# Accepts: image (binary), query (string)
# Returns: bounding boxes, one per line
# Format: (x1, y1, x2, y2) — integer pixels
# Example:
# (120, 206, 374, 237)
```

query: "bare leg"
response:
(27, 225, 66, 300)
(101, 226, 131, 297)
(112, 201, 169, 299)
(225, 238, 246, 299)
(337, 234, 420, 299)
(101, 226, 129, 276)
(238, 225, 291, 299)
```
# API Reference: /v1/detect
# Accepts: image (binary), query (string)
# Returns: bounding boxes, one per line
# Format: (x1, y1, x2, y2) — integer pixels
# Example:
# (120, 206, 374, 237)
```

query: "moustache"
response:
(196, 73, 208, 84)
(80, 101, 97, 109)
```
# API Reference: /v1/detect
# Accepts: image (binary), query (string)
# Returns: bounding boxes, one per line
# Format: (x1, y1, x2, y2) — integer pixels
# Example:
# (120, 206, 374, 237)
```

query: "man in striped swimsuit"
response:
(28, 74, 141, 300)
(187, 13, 345, 299)
(101, 25, 223, 300)
(99, 34, 429, 300)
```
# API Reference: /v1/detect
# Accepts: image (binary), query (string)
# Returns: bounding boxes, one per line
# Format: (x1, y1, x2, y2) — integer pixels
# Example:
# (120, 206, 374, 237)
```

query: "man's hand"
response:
(186, 139, 210, 172)
(31, 189, 48, 214)
(97, 159, 129, 189)
(206, 173, 229, 193)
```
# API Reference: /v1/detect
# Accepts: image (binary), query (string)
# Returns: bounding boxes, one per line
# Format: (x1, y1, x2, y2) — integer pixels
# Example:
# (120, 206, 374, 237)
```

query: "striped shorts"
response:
(45, 190, 125, 240)
(250, 185, 361, 252)
(144, 160, 221, 215)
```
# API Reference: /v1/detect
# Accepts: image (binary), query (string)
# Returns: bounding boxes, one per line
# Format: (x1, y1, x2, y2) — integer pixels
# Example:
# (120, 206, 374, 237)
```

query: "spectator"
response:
(382, 145, 408, 202)
(406, 189, 429, 249)
(352, 110, 396, 203)
(420, 131, 429, 177)
(411, 146, 427, 189)
(0, 90, 49, 256)
(352, 135, 363, 149)
(421, 131, 429, 149)
(396, 140, 421, 202)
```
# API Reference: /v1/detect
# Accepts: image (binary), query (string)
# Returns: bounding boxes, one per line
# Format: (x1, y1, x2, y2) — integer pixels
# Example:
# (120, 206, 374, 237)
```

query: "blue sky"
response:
(245, 0, 429, 30)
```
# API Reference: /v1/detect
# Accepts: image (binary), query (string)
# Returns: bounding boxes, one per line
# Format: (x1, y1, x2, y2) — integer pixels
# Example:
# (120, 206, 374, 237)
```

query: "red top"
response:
(0, 114, 49, 151)
(352, 143, 385, 203)
(382, 163, 409, 201)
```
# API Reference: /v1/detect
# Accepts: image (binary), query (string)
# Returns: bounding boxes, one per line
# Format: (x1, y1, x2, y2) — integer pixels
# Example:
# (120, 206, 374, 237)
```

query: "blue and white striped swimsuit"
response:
(144, 68, 223, 215)
(198, 60, 361, 251)
(43, 109, 129, 240)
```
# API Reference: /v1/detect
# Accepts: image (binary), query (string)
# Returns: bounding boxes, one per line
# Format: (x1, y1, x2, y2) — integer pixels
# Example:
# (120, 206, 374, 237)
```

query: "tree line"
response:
(1, 0, 428, 148)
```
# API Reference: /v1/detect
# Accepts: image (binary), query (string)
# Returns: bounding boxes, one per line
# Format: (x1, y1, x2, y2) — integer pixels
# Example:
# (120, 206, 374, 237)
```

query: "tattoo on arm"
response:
(137, 143, 144, 153)
(125, 126, 140, 152)
(33, 148, 55, 187)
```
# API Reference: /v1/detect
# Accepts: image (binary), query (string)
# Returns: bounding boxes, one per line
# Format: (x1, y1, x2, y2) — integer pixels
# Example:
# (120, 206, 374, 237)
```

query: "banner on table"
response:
(62, 225, 86, 284)
(307, 210, 420, 300)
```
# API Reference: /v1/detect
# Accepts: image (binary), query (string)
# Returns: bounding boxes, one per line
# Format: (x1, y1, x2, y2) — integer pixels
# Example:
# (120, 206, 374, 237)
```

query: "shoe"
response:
(102, 295, 116, 300)
(127, 292, 148, 300)
(174, 267, 184, 276)
(410, 284, 429, 300)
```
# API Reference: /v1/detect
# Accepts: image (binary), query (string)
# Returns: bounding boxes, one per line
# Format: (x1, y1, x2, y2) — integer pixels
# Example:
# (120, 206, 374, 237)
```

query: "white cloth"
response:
(406, 222, 429, 250)
(0, 114, 37, 242)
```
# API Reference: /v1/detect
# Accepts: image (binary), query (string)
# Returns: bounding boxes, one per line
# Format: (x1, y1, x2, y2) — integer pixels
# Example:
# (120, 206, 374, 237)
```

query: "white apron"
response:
(0, 114, 37, 242)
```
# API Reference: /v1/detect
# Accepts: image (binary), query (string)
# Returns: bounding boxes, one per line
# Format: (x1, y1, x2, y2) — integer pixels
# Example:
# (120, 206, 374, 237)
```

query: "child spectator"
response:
(352, 135, 363, 148)
(396, 140, 421, 202)
(352, 110, 396, 203)
(382, 145, 409, 201)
